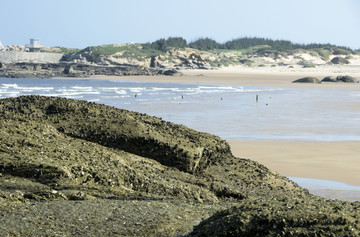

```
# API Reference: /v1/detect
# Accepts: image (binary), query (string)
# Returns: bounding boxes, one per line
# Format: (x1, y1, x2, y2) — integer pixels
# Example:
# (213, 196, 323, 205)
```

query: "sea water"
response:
(289, 177, 360, 202)
(1, 77, 359, 142)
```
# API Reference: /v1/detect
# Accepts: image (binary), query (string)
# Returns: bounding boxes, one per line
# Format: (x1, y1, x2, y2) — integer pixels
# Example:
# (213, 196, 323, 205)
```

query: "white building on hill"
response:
(26, 38, 42, 52)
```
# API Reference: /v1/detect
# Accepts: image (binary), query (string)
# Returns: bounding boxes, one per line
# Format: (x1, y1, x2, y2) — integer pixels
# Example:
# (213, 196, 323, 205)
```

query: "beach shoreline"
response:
(86, 67, 360, 191)
(88, 64, 360, 87)
(228, 140, 360, 187)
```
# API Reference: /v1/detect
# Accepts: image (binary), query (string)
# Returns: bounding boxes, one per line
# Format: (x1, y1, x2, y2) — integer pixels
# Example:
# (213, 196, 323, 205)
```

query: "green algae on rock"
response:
(0, 95, 231, 174)
(188, 198, 360, 236)
(1, 95, 360, 236)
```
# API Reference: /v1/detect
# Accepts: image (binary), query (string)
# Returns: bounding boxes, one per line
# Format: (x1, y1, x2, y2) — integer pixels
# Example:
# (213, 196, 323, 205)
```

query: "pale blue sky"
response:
(1, 0, 359, 49)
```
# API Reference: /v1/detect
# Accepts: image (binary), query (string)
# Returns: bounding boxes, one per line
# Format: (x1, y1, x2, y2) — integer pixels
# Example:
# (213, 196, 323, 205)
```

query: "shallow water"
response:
(1, 77, 360, 142)
(289, 177, 360, 202)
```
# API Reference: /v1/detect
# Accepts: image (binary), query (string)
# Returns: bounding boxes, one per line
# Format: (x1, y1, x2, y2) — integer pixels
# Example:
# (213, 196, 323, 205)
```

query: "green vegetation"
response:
(148, 37, 187, 51)
(331, 47, 352, 55)
(82, 44, 162, 62)
(60, 36, 357, 68)
(313, 48, 332, 61)
(51, 47, 81, 54)
(298, 60, 316, 68)
(75, 36, 355, 58)
(188, 37, 222, 50)
(186, 37, 354, 53)
(87, 44, 127, 56)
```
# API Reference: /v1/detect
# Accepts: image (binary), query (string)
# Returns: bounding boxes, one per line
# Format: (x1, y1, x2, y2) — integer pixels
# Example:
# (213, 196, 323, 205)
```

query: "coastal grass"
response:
(87, 44, 163, 61)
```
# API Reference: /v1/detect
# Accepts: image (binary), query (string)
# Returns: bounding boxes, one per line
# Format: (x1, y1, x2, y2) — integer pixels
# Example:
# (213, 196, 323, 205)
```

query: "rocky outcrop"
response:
(0, 96, 304, 202)
(0, 96, 359, 236)
(321, 75, 359, 83)
(0, 96, 231, 174)
(321, 76, 337, 82)
(292, 77, 321, 83)
(189, 198, 360, 236)
(331, 56, 350, 64)
(0, 62, 179, 78)
(61, 47, 214, 70)
(336, 75, 358, 83)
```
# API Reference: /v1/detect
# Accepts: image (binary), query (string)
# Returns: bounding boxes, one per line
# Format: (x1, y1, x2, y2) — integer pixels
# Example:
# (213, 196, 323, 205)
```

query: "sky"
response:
(1, 0, 360, 49)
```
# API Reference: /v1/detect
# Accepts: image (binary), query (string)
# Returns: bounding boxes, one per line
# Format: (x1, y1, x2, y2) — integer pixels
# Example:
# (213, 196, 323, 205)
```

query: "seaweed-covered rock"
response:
(0, 96, 305, 202)
(0, 95, 231, 174)
(336, 75, 358, 83)
(1, 96, 360, 236)
(292, 77, 321, 83)
(0, 119, 219, 202)
(188, 198, 360, 236)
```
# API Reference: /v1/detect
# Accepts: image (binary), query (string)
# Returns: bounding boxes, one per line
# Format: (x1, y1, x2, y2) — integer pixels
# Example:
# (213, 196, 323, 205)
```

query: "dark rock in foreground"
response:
(0, 96, 359, 236)
(189, 198, 360, 236)
(292, 77, 321, 83)
(0, 96, 230, 174)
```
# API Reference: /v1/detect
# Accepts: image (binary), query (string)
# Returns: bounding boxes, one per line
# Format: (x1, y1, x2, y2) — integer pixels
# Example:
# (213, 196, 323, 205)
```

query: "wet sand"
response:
(229, 141, 360, 187)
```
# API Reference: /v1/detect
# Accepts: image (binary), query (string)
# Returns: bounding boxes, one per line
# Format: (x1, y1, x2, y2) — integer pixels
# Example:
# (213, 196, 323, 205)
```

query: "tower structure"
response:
(26, 38, 42, 52)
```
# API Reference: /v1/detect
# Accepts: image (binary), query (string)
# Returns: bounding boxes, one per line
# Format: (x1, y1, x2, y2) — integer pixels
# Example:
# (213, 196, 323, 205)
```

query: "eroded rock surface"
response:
(0, 96, 359, 236)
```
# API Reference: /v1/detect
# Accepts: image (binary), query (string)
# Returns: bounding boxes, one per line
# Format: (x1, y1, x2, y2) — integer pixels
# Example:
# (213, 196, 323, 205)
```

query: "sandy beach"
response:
(91, 65, 360, 189)
(94, 64, 360, 87)
(229, 141, 360, 187)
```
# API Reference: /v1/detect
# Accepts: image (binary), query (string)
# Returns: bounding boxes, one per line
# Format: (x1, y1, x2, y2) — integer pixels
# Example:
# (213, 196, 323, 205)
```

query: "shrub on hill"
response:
(150, 37, 187, 51)
(331, 47, 352, 55)
(188, 38, 222, 50)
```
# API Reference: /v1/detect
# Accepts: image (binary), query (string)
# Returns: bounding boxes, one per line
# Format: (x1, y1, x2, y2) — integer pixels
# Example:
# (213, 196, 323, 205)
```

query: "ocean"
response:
(1, 77, 359, 142)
